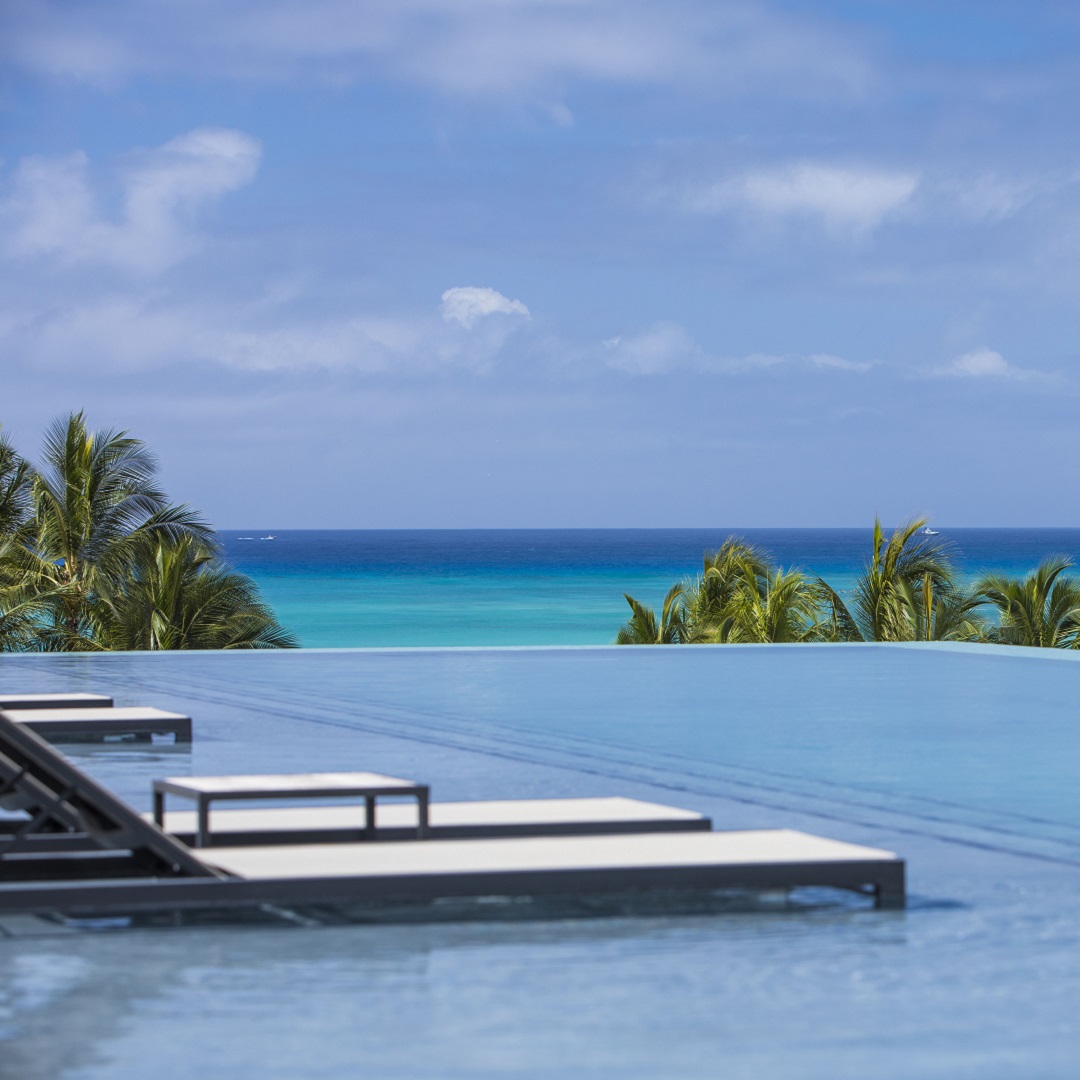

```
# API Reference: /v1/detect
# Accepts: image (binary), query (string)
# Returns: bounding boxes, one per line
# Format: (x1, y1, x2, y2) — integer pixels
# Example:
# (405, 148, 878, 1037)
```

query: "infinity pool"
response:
(2, 644, 1079, 1078)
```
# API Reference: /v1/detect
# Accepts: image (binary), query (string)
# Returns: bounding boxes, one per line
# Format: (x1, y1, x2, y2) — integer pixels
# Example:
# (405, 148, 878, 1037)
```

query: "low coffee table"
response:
(152, 772, 430, 848)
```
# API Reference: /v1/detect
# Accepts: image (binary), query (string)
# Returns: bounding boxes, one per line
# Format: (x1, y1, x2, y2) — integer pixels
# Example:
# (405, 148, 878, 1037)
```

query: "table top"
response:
(154, 772, 425, 798)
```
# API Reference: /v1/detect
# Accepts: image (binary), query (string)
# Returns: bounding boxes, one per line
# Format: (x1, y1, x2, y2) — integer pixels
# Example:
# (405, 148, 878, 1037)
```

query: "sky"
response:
(3, 0, 1080, 528)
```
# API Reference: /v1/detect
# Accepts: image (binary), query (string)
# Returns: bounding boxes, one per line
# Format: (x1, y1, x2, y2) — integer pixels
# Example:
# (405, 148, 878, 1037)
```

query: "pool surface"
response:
(2, 643, 1079, 1078)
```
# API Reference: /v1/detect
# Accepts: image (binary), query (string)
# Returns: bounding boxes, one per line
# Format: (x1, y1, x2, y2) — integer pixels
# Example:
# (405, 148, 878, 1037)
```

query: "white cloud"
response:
(602, 323, 700, 374)
(440, 286, 530, 329)
(655, 158, 1080, 249)
(684, 162, 919, 232)
(947, 347, 1010, 377)
(2, 1, 869, 99)
(1, 152, 98, 260)
(947, 175, 1042, 224)
(0, 128, 261, 274)
(914, 170, 1080, 228)
(2, 284, 536, 375)
(23, 297, 195, 370)
(214, 319, 416, 373)
(2, 281, 877, 385)
(808, 352, 874, 373)
(934, 346, 1049, 382)
(541, 101, 575, 128)
(1, 293, 437, 375)
(602, 323, 872, 376)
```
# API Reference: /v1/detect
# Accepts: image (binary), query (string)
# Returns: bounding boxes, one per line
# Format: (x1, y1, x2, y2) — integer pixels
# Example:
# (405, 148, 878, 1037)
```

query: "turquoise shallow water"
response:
(222, 528, 1080, 647)
(2, 644, 1080, 1077)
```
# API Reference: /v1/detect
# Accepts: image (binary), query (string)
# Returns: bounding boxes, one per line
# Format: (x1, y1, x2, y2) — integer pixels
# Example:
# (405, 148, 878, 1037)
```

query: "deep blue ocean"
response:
(221, 528, 1080, 647)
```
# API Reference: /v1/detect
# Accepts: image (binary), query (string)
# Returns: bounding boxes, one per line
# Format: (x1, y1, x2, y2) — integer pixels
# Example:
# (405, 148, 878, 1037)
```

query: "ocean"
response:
(220, 528, 1080, 648)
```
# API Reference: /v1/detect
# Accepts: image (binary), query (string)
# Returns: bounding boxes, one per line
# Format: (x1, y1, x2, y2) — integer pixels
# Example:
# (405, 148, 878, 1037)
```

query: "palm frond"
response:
(615, 585, 689, 644)
(977, 557, 1080, 647)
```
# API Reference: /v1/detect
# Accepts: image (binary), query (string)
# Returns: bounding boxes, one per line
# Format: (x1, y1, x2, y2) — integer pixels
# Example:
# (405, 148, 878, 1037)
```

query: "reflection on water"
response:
(4, 904, 912, 1080)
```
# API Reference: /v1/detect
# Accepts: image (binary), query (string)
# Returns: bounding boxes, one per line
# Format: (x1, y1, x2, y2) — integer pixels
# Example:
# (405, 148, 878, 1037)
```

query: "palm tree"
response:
(30, 412, 213, 646)
(0, 426, 32, 538)
(720, 567, 828, 643)
(0, 428, 60, 649)
(615, 584, 691, 644)
(0, 413, 295, 652)
(99, 536, 298, 650)
(822, 517, 961, 642)
(977, 557, 1080, 648)
(616, 539, 831, 645)
(682, 539, 771, 642)
(0, 535, 67, 651)
(898, 572, 988, 643)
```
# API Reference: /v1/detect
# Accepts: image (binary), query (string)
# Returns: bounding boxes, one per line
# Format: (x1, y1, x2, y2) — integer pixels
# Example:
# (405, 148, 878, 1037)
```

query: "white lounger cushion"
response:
(205, 829, 899, 881)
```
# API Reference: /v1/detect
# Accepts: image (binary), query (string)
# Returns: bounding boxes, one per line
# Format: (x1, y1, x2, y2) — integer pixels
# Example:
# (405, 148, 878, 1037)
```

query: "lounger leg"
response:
(873, 864, 906, 909)
(417, 788, 429, 840)
(153, 790, 165, 828)
(365, 795, 376, 840)
(196, 798, 210, 848)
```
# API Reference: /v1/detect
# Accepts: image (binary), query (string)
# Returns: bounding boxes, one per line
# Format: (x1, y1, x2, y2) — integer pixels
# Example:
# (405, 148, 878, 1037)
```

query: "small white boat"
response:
(236, 537, 255, 541)
(921, 527, 939, 536)
(260, 535, 277, 541)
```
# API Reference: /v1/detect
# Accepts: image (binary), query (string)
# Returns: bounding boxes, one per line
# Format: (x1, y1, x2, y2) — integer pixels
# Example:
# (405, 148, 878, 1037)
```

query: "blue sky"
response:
(2, 0, 1080, 527)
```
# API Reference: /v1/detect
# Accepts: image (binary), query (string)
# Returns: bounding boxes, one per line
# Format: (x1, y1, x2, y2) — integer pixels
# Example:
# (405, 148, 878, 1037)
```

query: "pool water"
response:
(1, 643, 1079, 1078)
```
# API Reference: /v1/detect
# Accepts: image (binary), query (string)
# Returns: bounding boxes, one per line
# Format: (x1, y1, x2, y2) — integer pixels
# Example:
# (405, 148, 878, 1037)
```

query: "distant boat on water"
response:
(237, 537, 255, 541)
(260, 535, 277, 541)
(921, 527, 940, 536)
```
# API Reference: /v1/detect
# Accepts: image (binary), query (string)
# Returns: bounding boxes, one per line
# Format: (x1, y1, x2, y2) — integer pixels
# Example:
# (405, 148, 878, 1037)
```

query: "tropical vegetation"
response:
(0, 413, 296, 651)
(615, 517, 1080, 650)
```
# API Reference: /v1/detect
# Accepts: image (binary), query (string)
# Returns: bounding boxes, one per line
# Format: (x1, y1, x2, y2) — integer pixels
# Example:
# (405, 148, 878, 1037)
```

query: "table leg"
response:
(365, 794, 377, 839)
(153, 790, 165, 828)
(417, 788, 429, 840)
(197, 798, 210, 848)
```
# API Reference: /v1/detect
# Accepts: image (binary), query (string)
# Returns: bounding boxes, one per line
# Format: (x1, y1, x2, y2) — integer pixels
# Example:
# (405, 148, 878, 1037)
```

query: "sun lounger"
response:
(0, 829, 905, 917)
(1, 706, 192, 743)
(202, 829, 905, 909)
(0, 710, 906, 919)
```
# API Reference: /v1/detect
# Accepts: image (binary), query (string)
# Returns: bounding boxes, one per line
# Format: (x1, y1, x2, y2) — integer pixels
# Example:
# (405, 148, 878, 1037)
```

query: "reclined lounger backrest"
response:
(0, 710, 217, 878)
